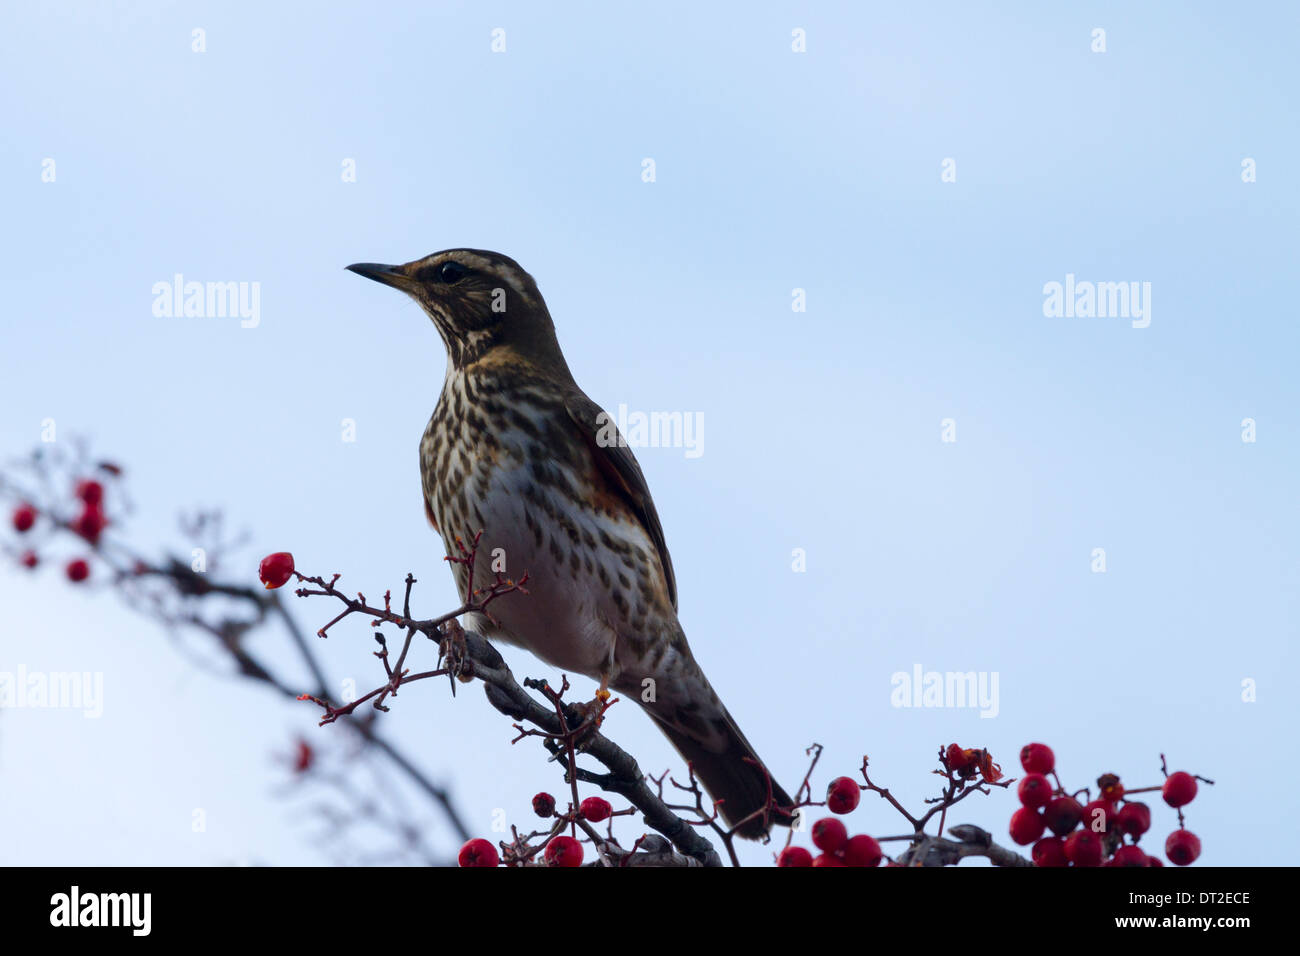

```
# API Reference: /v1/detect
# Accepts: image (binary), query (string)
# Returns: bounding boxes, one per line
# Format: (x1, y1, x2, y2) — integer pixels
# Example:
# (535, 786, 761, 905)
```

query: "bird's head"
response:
(347, 249, 570, 374)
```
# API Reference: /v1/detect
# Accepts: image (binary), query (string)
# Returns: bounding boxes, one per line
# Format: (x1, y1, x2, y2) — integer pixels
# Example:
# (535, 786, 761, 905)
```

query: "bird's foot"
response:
(565, 681, 615, 742)
(437, 619, 473, 688)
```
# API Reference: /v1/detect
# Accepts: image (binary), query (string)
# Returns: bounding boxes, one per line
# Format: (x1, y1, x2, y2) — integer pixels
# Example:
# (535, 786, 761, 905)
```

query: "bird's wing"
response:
(563, 391, 678, 611)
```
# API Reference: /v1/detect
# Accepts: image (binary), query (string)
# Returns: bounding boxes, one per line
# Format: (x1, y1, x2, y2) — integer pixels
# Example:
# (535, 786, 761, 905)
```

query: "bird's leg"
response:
(592, 636, 620, 705)
(567, 643, 618, 741)
(437, 618, 473, 689)
(568, 673, 611, 734)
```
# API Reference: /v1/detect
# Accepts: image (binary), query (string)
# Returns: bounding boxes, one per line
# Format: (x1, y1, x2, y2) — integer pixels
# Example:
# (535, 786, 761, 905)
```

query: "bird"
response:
(347, 249, 794, 837)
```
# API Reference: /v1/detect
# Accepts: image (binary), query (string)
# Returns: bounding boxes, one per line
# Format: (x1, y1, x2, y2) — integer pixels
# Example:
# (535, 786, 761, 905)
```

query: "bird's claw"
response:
(438, 619, 473, 689)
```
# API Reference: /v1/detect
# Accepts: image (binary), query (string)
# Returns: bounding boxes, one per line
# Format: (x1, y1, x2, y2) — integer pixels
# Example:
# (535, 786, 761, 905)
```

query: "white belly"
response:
(449, 460, 658, 681)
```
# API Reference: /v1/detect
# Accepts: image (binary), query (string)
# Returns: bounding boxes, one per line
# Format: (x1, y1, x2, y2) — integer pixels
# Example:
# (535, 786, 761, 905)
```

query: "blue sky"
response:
(1, 1, 1296, 866)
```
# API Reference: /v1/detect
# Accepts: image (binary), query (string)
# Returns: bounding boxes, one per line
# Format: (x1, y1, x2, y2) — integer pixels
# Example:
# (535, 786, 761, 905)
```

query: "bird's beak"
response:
(346, 262, 413, 291)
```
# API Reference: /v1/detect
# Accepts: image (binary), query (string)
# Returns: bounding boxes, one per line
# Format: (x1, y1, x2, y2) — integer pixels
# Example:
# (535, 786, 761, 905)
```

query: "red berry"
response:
(825, 776, 861, 814)
(1044, 796, 1083, 836)
(71, 504, 107, 545)
(1165, 829, 1201, 866)
(1112, 845, 1148, 867)
(1083, 799, 1115, 833)
(1146, 855, 1164, 867)
(946, 743, 972, 771)
(1162, 772, 1198, 808)
(258, 551, 295, 589)
(1064, 830, 1103, 867)
(1116, 802, 1151, 838)
(19, 550, 38, 569)
(1032, 836, 1068, 867)
(579, 796, 611, 823)
(532, 792, 556, 817)
(65, 558, 90, 583)
(457, 838, 499, 867)
(75, 479, 104, 506)
(811, 817, 848, 853)
(293, 740, 314, 773)
(841, 834, 883, 867)
(1017, 773, 1053, 809)
(776, 846, 813, 867)
(1009, 807, 1045, 845)
(1019, 742, 1055, 775)
(12, 503, 37, 533)
(544, 835, 584, 868)
(811, 852, 846, 867)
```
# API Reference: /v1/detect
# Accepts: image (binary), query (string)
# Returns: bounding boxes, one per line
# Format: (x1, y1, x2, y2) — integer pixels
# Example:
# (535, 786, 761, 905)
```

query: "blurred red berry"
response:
(1112, 845, 1148, 867)
(259, 551, 295, 589)
(579, 796, 611, 823)
(1019, 742, 1054, 775)
(19, 550, 38, 569)
(544, 835, 584, 868)
(1064, 830, 1103, 867)
(71, 504, 107, 545)
(1116, 802, 1151, 838)
(1146, 855, 1164, 867)
(532, 792, 556, 817)
(1162, 772, 1198, 808)
(293, 740, 314, 773)
(946, 743, 972, 772)
(1165, 829, 1201, 866)
(825, 776, 861, 814)
(777, 846, 814, 867)
(811, 817, 848, 853)
(1017, 773, 1053, 809)
(458, 838, 499, 868)
(811, 852, 846, 867)
(1044, 796, 1083, 836)
(65, 558, 90, 583)
(75, 479, 104, 507)
(12, 503, 36, 533)
(1032, 836, 1068, 867)
(841, 834, 882, 867)
(1009, 807, 1045, 845)
(1083, 799, 1115, 833)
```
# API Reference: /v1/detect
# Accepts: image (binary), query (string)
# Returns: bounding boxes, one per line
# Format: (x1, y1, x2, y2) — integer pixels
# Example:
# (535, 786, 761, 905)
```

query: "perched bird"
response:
(348, 250, 794, 837)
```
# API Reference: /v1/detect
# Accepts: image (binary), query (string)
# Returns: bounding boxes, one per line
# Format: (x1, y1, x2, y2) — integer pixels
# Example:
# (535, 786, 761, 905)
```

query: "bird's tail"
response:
(651, 705, 796, 839)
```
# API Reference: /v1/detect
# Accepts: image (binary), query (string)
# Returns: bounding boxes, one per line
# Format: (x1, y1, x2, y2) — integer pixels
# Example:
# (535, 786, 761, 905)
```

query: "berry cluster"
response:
(9, 471, 113, 583)
(1006, 742, 1208, 867)
(776, 776, 883, 867)
(456, 791, 625, 867)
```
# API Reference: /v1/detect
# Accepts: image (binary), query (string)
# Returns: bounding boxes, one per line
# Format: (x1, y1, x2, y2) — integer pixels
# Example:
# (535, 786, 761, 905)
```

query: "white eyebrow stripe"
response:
(405, 251, 541, 308)
(459, 254, 539, 307)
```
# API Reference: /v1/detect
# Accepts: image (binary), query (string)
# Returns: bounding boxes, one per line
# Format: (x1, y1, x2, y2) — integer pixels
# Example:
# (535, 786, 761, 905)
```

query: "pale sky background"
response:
(1, 1, 1296, 866)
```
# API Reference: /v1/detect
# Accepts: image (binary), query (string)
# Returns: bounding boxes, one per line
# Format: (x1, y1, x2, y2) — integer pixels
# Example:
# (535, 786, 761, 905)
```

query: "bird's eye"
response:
(438, 261, 470, 284)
